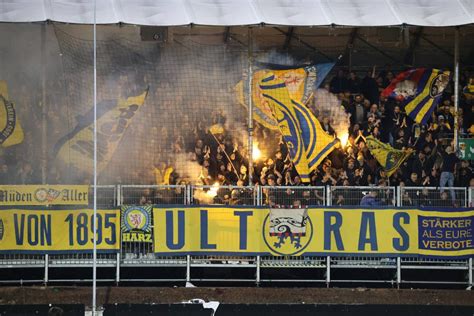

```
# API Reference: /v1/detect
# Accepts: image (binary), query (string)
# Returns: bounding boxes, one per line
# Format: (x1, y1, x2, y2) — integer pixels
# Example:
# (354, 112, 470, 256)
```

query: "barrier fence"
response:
(0, 185, 472, 287)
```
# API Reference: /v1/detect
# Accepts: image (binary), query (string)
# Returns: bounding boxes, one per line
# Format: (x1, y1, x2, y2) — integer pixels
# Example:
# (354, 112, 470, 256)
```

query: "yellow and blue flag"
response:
(366, 136, 413, 177)
(236, 63, 334, 130)
(54, 89, 148, 174)
(0, 80, 24, 147)
(382, 68, 451, 125)
(463, 77, 474, 100)
(259, 74, 337, 182)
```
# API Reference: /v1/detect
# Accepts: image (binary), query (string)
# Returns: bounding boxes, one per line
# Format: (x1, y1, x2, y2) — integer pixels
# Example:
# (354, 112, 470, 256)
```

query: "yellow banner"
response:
(55, 90, 148, 174)
(0, 209, 119, 253)
(153, 207, 474, 258)
(0, 185, 89, 206)
(0, 80, 24, 147)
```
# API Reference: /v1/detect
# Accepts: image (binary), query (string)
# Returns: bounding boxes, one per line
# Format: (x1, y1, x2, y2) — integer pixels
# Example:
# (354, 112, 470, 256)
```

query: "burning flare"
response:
(207, 182, 220, 197)
(253, 142, 262, 161)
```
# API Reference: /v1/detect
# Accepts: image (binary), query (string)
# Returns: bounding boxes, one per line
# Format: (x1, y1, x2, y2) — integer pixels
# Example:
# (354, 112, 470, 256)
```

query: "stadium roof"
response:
(0, 0, 473, 27)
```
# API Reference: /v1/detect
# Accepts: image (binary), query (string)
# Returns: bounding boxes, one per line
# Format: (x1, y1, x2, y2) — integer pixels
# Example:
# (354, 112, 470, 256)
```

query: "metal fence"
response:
(0, 184, 471, 287)
(329, 186, 396, 206)
(120, 185, 187, 206)
(191, 185, 257, 206)
(400, 186, 468, 207)
(89, 185, 117, 208)
(261, 186, 325, 207)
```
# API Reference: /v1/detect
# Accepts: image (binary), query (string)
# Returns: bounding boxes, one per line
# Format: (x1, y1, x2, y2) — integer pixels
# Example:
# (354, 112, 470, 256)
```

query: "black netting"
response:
(53, 26, 250, 186)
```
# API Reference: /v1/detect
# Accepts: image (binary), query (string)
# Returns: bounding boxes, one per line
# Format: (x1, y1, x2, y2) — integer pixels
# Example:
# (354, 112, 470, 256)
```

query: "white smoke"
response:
(312, 88, 350, 146)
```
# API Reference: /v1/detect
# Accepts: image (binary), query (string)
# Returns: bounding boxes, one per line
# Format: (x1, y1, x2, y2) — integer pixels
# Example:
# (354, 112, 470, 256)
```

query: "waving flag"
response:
(236, 63, 334, 130)
(366, 136, 413, 177)
(463, 77, 474, 100)
(0, 80, 24, 147)
(259, 74, 337, 182)
(382, 68, 451, 125)
(54, 89, 148, 173)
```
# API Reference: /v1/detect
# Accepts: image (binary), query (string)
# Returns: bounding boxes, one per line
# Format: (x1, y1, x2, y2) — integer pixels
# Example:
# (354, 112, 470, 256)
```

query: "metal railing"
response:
(329, 186, 396, 206)
(261, 186, 325, 207)
(191, 185, 257, 206)
(120, 185, 187, 205)
(89, 185, 117, 208)
(400, 186, 468, 207)
(0, 184, 471, 287)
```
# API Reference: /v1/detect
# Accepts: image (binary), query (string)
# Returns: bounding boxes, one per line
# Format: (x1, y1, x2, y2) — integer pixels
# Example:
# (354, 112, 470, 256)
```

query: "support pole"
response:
(256, 255, 261, 286)
(469, 257, 472, 288)
(247, 27, 254, 186)
(396, 257, 401, 289)
(453, 27, 460, 151)
(186, 255, 191, 282)
(116, 253, 120, 285)
(44, 254, 49, 285)
(326, 256, 331, 288)
(40, 24, 47, 184)
(92, 0, 98, 314)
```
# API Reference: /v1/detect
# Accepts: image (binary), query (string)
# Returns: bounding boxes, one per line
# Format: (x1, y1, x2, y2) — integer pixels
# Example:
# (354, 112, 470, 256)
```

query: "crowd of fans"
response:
(1, 65, 473, 207)
(170, 69, 473, 207)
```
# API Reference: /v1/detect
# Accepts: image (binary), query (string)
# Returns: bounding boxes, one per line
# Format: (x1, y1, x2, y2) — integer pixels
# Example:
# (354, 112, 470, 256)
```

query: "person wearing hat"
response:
(434, 115, 451, 139)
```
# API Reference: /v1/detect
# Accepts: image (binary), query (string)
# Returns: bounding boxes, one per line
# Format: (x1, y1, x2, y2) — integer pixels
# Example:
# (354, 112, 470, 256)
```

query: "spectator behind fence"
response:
(440, 146, 460, 203)
(360, 191, 383, 206)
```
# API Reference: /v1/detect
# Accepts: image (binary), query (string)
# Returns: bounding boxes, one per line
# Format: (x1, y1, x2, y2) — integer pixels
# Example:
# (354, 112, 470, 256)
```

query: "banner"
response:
(0, 80, 24, 147)
(0, 209, 120, 253)
(381, 68, 451, 125)
(0, 185, 89, 206)
(153, 207, 473, 258)
(54, 89, 148, 174)
(463, 77, 474, 100)
(235, 63, 334, 130)
(121, 205, 153, 242)
(259, 73, 337, 182)
(459, 138, 474, 160)
(366, 135, 414, 177)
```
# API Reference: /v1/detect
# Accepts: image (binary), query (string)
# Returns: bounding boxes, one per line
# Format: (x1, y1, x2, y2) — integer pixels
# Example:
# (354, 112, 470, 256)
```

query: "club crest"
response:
(263, 208, 313, 256)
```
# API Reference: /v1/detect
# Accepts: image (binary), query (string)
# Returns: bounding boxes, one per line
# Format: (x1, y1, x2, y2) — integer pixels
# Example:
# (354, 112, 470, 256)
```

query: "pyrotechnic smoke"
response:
(1, 25, 350, 186)
(313, 88, 351, 146)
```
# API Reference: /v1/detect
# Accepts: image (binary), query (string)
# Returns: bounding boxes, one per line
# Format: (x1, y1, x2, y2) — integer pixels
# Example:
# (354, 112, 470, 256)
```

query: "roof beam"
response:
(420, 34, 453, 58)
(274, 27, 333, 62)
(224, 26, 231, 43)
(355, 33, 400, 64)
(283, 27, 294, 50)
(404, 27, 423, 66)
(340, 28, 358, 66)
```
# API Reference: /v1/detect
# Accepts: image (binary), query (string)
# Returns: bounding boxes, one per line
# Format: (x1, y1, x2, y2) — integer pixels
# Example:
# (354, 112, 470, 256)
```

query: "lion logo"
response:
(122, 206, 151, 232)
(263, 208, 313, 256)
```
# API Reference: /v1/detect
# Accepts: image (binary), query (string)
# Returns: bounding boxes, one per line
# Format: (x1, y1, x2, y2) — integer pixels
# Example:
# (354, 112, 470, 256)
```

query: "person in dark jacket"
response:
(360, 191, 383, 206)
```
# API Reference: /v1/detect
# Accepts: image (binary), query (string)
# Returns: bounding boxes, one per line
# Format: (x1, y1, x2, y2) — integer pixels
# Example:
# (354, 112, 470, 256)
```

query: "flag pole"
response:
(92, 0, 98, 314)
(247, 27, 254, 186)
(453, 27, 459, 151)
(209, 132, 240, 178)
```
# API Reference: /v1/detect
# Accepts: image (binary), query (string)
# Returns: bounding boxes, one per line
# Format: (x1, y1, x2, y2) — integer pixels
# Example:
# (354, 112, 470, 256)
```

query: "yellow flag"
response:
(259, 74, 337, 182)
(0, 80, 24, 147)
(209, 124, 224, 135)
(54, 90, 148, 173)
(366, 135, 414, 177)
(236, 63, 334, 130)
